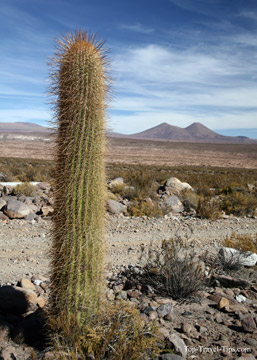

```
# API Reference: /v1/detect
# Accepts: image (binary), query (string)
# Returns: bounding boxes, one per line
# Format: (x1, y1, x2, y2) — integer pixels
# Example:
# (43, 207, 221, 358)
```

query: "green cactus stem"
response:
(49, 30, 109, 324)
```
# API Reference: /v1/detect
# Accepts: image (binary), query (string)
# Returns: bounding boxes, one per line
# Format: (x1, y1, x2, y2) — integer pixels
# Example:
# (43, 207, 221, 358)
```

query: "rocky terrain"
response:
(0, 181, 256, 359)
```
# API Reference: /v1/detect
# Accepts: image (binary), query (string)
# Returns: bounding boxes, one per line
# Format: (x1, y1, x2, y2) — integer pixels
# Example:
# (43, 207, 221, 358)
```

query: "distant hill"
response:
(0, 122, 52, 133)
(118, 122, 257, 144)
(0, 121, 256, 144)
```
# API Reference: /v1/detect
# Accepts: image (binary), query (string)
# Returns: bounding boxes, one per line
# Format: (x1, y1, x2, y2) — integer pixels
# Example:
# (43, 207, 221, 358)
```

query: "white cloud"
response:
(111, 40, 257, 133)
(119, 23, 154, 34)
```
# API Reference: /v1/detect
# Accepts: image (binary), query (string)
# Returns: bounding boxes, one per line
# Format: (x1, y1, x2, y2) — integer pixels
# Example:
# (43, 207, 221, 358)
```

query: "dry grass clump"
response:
(179, 188, 199, 212)
(12, 182, 36, 197)
(221, 192, 257, 217)
(222, 233, 257, 253)
(196, 196, 222, 220)
(127, 199, 164, 218)
(48, 301, 161, 360)
(140, 237, 208, 300)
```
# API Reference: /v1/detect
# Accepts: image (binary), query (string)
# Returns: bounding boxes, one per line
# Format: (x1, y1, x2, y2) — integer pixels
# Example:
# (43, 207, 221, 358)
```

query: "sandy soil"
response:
(0, 215, 256, 285)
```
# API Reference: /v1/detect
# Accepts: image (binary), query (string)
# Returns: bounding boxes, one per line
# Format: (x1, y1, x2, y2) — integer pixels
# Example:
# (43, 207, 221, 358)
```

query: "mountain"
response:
(0, 122, 52, 133)
(124, 122, 257, 143)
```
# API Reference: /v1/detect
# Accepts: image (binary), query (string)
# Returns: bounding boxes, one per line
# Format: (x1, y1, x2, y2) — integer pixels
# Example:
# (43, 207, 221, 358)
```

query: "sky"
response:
(1, 0, 257, 138)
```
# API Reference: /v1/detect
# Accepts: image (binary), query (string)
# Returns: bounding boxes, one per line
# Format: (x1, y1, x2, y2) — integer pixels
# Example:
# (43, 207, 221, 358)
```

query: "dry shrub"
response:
(48, 301, 160, 360)
(223, 233, 257, 253)
(196, 196, 222, 220)
(221, 192, 257, 216)
(141, 237, 208, 300)
(125, 167, 157, 200)
(127, 199, 164, 218)
(13, 182, 36, 197)
(179, 188, 199, 212)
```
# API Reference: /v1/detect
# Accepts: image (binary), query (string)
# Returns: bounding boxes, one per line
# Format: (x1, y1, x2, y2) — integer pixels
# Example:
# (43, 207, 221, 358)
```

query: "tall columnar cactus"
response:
(49, 31, 109, 324)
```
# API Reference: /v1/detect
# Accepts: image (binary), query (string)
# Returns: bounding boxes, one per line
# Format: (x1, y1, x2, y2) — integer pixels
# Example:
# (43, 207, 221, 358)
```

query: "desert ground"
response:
(0, 137, 256, 168)
(0, 137, 256, 359)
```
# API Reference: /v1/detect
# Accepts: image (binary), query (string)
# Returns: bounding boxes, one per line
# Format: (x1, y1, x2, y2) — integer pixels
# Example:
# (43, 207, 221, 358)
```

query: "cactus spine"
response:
(49, 31, 108, 324)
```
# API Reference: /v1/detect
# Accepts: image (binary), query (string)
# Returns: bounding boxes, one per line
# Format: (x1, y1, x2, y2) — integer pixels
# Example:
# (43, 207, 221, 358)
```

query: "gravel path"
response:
(0, 215, 256, 285)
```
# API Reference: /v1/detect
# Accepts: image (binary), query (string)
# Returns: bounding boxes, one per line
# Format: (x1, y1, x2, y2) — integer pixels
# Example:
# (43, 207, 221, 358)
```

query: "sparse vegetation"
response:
(222, 233, 257, 253)
(196, 196, 222, 220)
(127, 198, 164, 218)
(140, 237, 208, 299)
(12, 182, 36, 197)
(48, 301, 161, 360)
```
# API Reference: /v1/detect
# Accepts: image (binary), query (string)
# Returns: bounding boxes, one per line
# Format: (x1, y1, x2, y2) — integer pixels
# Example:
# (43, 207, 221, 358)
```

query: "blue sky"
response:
(1, 0, 257, 137)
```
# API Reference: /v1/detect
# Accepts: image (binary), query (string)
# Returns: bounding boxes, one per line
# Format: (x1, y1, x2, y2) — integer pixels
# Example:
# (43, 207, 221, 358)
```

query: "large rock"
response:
(109, 177, 124, 187)
(164, 177, 192, 195)
(0, 198, 6, 210)
(106, 199, 126, 214)
(164, 196, 184, 213)
(219, 247, 257, 267)
(4, 199, 32, 219)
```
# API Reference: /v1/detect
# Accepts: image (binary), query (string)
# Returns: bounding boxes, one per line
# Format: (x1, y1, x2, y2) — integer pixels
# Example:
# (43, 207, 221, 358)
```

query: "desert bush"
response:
(140, 237, 208, 299)
(48, 301, 161, 360)
(196, 196, 222, 220)
(219, 182, 248, 196)
(127, 199, 165, 218)
(110, 182, 136, 200)
(12, 182, 36, 197)
(221, 192, 257, 216)
(179, 188, 199, 212)
(124, 167, 157, 200)
(222, 233, 257, 253)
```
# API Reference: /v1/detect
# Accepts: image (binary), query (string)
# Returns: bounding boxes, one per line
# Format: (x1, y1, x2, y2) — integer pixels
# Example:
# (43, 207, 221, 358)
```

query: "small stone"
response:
(215, 313, 223, 323)
(149, 311, 158, 321)
(115, 290, 127, 300)
(37, 296, 47, 308)
(20, 278, 36, 291)
(241, 317, 257, 333)
(218, 297, 230, 309)
(127, 289, 140, 298)
(181, 322, 194, 336)
(0, 346, 17, 360)
(246, 337, 257, 346)
(168, 333, 187, 358)
(158, 327, 170, 339)
(157, 303, 173, 318)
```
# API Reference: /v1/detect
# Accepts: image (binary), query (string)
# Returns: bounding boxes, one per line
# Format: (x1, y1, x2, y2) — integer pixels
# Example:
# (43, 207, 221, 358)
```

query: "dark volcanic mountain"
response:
(126, 122, 256, 143)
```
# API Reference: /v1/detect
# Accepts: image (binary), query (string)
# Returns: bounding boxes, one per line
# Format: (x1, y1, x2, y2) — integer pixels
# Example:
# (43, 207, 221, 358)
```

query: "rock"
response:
(0, 286, 29, 315)
(0, 199, 6, 210)
(181, 322, 194, 336)
(208, 293, 238, 305)
(158, 327, 170, 339)
(241, 317, 257, 333)
(149, 311, 158, 320)
(212, 275, 251, 289)
(36, 182, 51, 193)
(109, 178, 124, 187)
(163, 196, 184, 213)
(157, 303, 173, 318)
(236, 294, 247, 303)
(41, 206, 54, 217)
(164, 177, 192, 195)
(217, 297, 230, 309)
(225, 303, 249, 314)
(20, 278, 36, 291)
(106, 199, 126, 214)
(246, 337, 257, 346)
(219, 247, 257, 266)
(13, 287, 38, 307)
(168, 333, 187, 358)
(127, 289, 140, 298)
(0, 346, 17, 360)
(4, 199, 32, 219)
(115, 290, 127, 301)
(0, 212, 9, 221)
(37, 296, 47, 308)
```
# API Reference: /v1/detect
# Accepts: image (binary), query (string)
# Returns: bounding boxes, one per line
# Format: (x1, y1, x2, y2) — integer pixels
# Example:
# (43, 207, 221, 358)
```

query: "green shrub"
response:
(48, 301, 161, 360)
(125, 167, 157, 200)
(13, 182, 36, 197)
